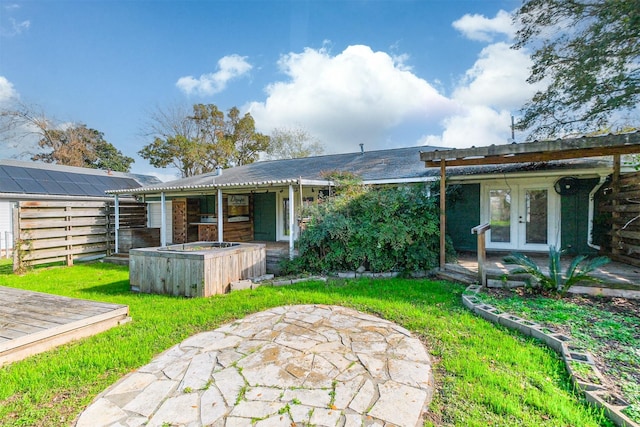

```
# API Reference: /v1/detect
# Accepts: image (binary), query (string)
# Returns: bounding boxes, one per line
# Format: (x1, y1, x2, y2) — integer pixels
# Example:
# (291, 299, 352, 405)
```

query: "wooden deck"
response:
(0, 287, 130, 366)
(448, 252, 640, 298)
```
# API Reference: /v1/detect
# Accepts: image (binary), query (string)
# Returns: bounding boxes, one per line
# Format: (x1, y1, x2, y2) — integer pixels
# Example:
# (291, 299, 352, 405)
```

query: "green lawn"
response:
(478, 290, 640, 423)
(0, 260, 613, 427)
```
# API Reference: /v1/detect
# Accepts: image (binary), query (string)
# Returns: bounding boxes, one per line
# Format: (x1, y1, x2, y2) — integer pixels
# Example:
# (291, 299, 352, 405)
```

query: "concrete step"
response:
(436, 268, 477, 285)
(102, 255, 129, 266)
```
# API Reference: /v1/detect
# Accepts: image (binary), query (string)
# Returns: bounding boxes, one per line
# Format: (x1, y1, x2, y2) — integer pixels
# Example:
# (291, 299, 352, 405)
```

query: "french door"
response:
(484, 183, 559, 251)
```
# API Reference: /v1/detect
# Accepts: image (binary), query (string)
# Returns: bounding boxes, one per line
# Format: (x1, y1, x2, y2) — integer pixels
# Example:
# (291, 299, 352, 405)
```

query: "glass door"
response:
(484, 182, 559, 251)
(519, 187, 555, 250)
(489, 189, 513, 248)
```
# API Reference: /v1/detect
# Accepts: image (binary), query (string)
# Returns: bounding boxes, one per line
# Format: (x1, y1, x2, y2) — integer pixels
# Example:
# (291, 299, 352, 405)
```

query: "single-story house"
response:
(108, 132, 640, 264)
(0, 159, 161, 259)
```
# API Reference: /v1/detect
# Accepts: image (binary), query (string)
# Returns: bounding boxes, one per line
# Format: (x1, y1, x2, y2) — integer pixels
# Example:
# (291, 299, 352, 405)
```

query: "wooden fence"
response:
(13, 200, 147, 271)
(601, 170, 640, 267)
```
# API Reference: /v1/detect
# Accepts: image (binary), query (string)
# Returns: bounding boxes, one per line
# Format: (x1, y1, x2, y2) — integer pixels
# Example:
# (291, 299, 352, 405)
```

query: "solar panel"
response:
(13, 176, 46, 193)
(38, 179, 67, 195)
(0, 177, 24, 193)
(0, 164, 143, 197)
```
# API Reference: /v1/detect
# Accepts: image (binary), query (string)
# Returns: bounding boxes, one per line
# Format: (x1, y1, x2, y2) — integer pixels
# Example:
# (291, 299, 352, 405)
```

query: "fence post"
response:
(471, 223, 491, 286)
(12, 203, 19, 271)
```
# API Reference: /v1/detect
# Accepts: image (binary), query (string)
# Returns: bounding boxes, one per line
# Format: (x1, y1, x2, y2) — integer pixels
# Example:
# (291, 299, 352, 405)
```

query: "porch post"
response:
(160, 192, 167, 247)
(217, 188, 224, 242)
(439, 159, 446, 269)
(289, 184, 295, 259)
(113, 195, 120, 254)
(611, 155, 621, 259)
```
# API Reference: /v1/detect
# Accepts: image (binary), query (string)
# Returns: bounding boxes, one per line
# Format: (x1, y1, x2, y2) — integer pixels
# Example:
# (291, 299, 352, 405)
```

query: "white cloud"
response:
(424, 107, 514, 148)
(0, 75, 18, 104)
(247, 10, 542, 153)
(452, 10, 514, 42)
(421, 10, 546, 148)
(1, 3, 30, 37)
(248, 45, 456, 153)
(176, 54, 252, 96)
(453, 42, 537, 110)
(8, 17, 30, 35)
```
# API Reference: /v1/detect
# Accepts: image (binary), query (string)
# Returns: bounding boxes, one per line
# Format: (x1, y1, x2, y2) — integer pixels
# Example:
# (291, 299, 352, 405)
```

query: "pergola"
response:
(419, 131, 640, 278)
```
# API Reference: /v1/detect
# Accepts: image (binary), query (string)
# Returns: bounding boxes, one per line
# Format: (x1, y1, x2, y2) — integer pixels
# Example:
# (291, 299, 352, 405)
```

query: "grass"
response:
(478, 290, 640, 423)
(0, 260, 614, 427)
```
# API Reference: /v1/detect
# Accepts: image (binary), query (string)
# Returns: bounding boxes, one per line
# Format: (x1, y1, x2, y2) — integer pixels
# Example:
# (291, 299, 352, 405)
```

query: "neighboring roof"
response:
(0, 160, 162, 199)
(109, 144, 616, 196)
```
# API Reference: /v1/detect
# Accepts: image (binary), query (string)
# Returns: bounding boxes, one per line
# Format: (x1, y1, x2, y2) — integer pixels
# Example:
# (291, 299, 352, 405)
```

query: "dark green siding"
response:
(560, 178, 599, 255)
(253, 192, 277, 241)
(446, 183, 480, 252)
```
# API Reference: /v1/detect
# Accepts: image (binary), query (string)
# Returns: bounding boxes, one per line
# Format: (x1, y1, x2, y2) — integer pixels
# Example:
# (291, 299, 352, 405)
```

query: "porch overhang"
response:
(420, 131, 640, 167)
(106, 178, 333, 197)
(106, 177, 334, 259)
(421, 131, 640, 271)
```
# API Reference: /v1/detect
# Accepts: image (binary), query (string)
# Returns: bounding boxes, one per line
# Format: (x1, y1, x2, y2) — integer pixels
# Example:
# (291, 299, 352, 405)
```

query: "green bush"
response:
(287, 182, 455, 274)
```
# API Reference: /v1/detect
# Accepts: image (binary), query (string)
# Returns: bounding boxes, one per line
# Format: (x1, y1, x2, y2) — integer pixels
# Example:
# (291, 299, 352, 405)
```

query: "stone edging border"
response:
(462, 284, 639, 427)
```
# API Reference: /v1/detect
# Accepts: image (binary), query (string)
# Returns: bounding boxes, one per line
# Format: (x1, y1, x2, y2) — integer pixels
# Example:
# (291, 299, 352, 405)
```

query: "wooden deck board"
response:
(0, 286, 130, 366)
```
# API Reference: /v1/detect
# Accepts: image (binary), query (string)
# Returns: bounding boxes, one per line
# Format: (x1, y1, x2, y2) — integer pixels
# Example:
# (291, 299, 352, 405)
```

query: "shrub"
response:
(286, 181, 455, 274)
(503, 246, 610, 295)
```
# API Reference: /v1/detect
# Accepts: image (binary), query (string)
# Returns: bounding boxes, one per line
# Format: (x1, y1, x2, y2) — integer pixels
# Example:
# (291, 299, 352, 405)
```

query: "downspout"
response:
(289, 184, 295, 259)
(217, 188, 224, 242)
(160, 192, 167, 247)
(587, 175, 607, 250)
(114, 195, 120, 254)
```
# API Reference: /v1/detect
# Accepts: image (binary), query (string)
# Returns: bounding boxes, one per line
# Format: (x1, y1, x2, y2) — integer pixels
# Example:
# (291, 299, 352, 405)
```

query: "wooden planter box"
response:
(129, 242, 266, 297)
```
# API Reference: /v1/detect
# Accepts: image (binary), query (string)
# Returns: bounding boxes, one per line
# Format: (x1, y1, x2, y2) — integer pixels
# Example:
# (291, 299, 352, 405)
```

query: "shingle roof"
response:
(0, 160, 162, 198)
(109, 145, 615, 195)
(128, 145, 445, 193)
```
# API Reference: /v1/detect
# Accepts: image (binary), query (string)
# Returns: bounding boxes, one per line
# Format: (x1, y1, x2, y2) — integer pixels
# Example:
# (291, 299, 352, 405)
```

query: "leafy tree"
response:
(226, 107, 270, 166)
(265, 127, 324, 160)
(139, 103, 270, 177)
(513, 0, 640, 139)
(32, 125, 134, 172)
(0, 102, 133, 171)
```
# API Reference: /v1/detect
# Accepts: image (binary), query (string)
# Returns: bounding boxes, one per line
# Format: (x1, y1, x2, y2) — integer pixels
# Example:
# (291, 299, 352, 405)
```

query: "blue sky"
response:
(0, 0, 542, 180)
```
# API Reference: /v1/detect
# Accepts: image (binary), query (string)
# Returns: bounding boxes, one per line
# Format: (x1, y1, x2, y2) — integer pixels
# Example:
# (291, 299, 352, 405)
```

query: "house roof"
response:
(109, 144, 616, 196)
(111, 145, 445, 194)
(0, 160, 162, 199)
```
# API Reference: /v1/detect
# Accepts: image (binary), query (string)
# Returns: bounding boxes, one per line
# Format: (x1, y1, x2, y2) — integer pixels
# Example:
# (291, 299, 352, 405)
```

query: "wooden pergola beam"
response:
(421, 132, 640, 167)
(424, 131, 640, 277)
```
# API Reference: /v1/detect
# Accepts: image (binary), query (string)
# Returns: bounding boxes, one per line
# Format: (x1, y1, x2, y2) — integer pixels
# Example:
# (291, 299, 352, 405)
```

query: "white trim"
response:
(448, 167, 613, 183)
(114, 195, 120, 254)
(217, 189, 223, 241)
(289, 185, 295, 259)
(160, 192, 167, 246)
(481, 177, 560, 251)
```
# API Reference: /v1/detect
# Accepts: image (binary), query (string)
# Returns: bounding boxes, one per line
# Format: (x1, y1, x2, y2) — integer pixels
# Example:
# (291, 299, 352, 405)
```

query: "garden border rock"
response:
(463, 285, 639, 427)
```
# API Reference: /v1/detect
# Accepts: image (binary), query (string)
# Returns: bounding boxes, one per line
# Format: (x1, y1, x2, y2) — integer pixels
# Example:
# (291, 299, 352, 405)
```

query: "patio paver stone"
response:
(75, 304, 434, 427)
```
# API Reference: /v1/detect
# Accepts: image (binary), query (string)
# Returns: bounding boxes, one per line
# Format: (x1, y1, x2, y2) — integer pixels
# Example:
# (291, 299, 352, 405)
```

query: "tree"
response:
(226, 107, 270, 166)
(0, 102, 134, 171)
(265, 127, 324, 160)
(513, 0, 640, 139)
(139, 103, 270, 177)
